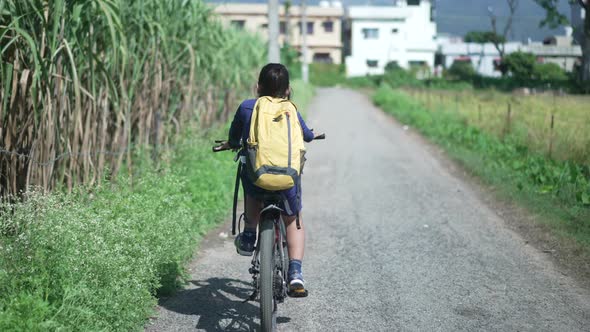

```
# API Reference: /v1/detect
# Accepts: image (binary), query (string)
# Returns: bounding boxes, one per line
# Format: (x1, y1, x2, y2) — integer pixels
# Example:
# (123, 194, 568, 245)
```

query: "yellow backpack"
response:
(245, 96, 306, 191)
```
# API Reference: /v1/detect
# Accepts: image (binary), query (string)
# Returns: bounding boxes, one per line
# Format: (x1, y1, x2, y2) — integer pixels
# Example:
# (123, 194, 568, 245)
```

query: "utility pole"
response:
(268, 0, 280, 63)
(285, 0, 291, 46)
(301, 0, 309, 83)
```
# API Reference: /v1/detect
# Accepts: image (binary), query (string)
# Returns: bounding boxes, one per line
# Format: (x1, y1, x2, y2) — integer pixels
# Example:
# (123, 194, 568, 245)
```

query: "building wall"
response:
(439, 42, 582, 77)
(213, 4, 343, 64)
(345, 1, 437, 77)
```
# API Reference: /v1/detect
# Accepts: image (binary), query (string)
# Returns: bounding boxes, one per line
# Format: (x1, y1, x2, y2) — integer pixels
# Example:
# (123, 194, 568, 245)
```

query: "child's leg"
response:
(283, 214, 304, 261)
(283, 214, 306, 290)
(245, 194, 262, 230)
(235, 194, 262, 256)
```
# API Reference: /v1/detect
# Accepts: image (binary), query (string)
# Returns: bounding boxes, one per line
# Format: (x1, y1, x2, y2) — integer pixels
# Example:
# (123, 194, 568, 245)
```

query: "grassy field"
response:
(373, 86, 590, 249)
(406, 88, 590, 165)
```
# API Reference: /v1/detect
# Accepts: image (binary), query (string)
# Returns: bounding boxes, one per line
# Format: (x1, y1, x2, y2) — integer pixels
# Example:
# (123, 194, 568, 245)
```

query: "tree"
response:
(464, 31, 507, 74)
(533, 0, 589, 82)
(488, 0, 520, 75)
(464, 31, 506, 44)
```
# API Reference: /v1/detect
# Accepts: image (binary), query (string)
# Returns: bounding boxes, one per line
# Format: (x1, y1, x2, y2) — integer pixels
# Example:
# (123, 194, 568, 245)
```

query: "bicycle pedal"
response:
(287, 288, 308, 298)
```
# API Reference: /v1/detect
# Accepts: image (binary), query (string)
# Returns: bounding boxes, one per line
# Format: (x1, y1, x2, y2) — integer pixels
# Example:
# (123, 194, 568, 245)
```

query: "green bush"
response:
(344, 75, 380, 88)
(309, 63, 346, 86)
(285, 62, 345, 87)
(503, 51, 537, 81)
(381, 67, 422, 88)
(0, 132, 235, 331)
(447, 61, 477, 81)
(534, 62, 568, 82)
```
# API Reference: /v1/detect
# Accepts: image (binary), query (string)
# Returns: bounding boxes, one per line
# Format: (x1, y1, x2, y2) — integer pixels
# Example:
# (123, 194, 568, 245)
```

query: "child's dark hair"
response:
(257, 63, 290, 98)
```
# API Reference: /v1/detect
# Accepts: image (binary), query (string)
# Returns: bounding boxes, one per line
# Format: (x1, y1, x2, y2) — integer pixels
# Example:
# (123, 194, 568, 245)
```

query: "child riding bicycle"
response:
(218, 63, 315, 293)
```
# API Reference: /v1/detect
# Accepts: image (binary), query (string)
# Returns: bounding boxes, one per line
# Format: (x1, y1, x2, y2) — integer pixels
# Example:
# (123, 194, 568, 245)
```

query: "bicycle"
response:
(213, 133, 324, 331)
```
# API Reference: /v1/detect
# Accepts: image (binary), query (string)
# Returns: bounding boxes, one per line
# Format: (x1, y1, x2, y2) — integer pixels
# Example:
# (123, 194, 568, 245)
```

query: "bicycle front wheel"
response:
(259, 217, 276, 331)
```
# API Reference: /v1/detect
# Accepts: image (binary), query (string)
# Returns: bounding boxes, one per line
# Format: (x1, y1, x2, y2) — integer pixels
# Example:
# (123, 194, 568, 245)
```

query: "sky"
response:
(208, 0, 576, 41)
(434, 0, 572, 41)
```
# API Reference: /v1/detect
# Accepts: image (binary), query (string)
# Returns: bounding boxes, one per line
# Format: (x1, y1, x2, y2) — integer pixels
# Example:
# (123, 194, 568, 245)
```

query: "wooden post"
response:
(503, 102, 512, 138)
(548, 113, 555, 158)
(455, 94, 459, 113)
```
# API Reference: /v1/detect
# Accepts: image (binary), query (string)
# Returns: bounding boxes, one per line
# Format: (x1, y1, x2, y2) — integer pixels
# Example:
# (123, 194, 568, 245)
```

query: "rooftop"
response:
(346, 5, 427, 20)
(213, 3, 344, 16)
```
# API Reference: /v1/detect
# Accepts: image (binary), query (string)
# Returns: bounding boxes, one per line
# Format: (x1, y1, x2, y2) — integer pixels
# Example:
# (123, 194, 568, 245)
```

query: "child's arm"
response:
(297, 112, 315, 143)
(228, 105, 244, 148)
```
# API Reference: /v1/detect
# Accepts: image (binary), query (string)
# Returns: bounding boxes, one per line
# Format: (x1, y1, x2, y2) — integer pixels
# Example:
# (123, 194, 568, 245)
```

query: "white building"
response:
(437, 31, 582, 77)
(345, 0, 437, 77)
(438, 41, 523, 77)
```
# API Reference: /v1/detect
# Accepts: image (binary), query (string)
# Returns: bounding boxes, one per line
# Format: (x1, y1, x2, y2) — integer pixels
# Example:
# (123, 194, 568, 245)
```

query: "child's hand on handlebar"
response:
(212, 140, 232, 152)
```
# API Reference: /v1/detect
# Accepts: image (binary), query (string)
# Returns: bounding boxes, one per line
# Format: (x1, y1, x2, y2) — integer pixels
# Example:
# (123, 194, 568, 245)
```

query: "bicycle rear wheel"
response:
(259, 217, 276, 331)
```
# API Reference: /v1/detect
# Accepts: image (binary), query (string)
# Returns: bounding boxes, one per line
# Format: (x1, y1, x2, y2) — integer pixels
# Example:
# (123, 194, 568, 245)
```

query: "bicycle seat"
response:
(260, 193, 283, 206)
(258, 194, 284, 216)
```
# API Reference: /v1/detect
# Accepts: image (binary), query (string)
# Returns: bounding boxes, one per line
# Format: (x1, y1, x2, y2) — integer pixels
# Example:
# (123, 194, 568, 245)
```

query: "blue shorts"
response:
(240, 173, 302, 217)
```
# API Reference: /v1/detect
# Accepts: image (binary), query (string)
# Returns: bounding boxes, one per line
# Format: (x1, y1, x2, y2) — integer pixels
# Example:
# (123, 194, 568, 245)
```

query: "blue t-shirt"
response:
(228, 98, 315, 148)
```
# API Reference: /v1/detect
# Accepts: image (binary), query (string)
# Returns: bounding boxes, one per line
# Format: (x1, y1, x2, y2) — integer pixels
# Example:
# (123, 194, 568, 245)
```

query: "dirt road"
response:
(146, 88, 590, 331)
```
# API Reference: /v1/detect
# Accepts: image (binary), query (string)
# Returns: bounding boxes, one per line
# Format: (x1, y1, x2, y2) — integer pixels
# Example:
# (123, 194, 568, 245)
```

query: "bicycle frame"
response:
(245, 200, 288, 331)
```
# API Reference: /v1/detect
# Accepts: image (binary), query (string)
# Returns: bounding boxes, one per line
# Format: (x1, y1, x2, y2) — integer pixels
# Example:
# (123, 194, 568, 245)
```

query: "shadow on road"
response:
(158, 277, 291, 331)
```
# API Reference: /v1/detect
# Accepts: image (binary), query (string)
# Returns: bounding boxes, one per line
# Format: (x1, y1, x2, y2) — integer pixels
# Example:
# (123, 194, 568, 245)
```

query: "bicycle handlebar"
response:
(212, 143, 231, 153)
(212, 133, 325, 153)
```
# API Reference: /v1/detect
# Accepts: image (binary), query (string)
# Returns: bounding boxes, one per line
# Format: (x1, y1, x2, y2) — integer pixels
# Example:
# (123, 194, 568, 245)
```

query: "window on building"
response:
(366, 60, 379, 67)
(230, 20, 245, 30)
(260, 23, 268, 29)
(323, 21, 334, 33)
(313, 53, 333, 64)
(409, 60, 427, 67)
(298, 22, 314, 35)
(391, 28, 399, 34)
(434, 53, 444, 67)
(362, 28, 379, 39)
(280, 21, 286, 34)
(407, 0, 421, 5)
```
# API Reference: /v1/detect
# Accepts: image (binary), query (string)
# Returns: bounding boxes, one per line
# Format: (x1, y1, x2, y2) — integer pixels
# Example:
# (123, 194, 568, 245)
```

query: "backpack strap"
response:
(295, 176, 302, 230)
(232, 161, 242, 236)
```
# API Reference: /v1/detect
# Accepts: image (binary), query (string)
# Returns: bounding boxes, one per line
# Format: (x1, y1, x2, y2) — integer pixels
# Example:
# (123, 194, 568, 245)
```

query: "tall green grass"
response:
(0, 129, 236, 331)
(1, 0, 264, 196)
(373, 85, 590, 246)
